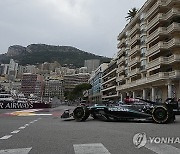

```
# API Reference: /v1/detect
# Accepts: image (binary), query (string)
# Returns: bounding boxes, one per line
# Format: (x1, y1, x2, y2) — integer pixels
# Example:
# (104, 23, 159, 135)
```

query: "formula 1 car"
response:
(61, 98, 178, 124)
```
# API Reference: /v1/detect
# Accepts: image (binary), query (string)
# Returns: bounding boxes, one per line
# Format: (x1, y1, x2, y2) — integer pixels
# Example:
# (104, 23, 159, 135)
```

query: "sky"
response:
(0, 0, 146, 58)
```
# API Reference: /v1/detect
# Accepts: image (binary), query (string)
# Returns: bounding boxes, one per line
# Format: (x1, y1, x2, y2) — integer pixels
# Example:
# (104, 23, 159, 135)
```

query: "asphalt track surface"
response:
(0, 105, 180, 154)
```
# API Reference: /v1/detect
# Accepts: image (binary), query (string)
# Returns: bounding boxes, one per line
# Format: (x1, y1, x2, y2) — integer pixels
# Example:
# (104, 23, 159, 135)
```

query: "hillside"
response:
(0, 44, 111, 67)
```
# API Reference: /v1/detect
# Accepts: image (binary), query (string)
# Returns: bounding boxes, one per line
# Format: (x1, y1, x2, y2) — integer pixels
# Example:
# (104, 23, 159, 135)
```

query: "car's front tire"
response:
(73, 106, 90, 121)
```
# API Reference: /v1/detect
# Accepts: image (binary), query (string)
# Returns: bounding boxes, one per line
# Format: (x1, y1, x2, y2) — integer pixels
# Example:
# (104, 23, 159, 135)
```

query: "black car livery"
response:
(61, 98, 178, 124)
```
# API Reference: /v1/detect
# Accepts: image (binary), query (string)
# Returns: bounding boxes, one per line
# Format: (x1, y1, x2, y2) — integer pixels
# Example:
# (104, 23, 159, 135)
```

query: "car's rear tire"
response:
(152, 105, 170, 124)
(73, 107, 90, 121)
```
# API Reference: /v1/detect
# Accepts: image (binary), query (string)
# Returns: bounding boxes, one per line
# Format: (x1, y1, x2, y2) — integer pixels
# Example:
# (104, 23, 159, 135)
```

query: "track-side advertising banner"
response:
(0, 102, 51, 109)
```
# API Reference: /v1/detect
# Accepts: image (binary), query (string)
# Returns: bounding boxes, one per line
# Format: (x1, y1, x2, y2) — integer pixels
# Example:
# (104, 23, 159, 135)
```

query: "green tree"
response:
(73, 83, 92, 98)
(64, 83, 92, 101)
(125, 7, 138, 21)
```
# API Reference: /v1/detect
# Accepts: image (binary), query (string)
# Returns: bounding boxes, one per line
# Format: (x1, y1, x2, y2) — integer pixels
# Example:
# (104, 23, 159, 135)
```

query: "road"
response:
(0, 106, 180, 154)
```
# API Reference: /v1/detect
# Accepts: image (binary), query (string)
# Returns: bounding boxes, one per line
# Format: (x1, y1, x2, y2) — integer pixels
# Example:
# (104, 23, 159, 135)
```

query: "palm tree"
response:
(125, 7, 138, 21)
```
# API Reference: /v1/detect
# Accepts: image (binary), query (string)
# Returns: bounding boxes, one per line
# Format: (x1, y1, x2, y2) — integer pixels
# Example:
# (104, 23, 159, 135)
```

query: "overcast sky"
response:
(0, 0, 146, 58)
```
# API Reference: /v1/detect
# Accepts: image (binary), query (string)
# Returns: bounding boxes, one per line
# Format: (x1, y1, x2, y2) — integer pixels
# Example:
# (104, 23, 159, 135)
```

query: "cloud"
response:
(0, 0, 146, 57)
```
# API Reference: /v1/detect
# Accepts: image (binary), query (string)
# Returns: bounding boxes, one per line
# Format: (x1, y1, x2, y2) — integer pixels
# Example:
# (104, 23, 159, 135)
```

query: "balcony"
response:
(145, 0, 166, 20)
(129, 34, 140, 45)
(103, 68, 117, 79)
(117, 38, 126, 48)
(147, 54, 180, 69)
(116, 70, 180, 91)
(147, 38, 180, 56)
(102, 76, 116, 85)
(117, 66, 125, 74)
(129, 45, 140, 56)
(167, 54, 180, 63)
(117, 47, 125, 57)
(116, 75, 125, 82)
(117, 56, 125, 65)
(129, 56, 140, 66)
(147, 8, 180, 30)
(129, 24, 140, 37)
(101, 85, 117, 92)
(102, 93, 118, 99)
(147, 13, 163, 30)
(166, 38, 180, 49)
(165, 8, 180, 21)
(148, 70, 180, 81)
(128, 68, 140, 77)
(147, 23, 180, 42)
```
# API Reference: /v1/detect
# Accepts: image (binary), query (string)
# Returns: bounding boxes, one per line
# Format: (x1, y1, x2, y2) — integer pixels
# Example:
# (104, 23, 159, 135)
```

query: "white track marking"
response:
(34, 113, 52, 116)
(73, 143, 111, 154)
(19, 126, 26, 129)
(0, 147, 32, 154)
(11, 130, 20, 134)
(0, 119, 41, 141)
(16, 109, 43, 113)
(145, 143, 180, 154)
(0, 135, 12, 140)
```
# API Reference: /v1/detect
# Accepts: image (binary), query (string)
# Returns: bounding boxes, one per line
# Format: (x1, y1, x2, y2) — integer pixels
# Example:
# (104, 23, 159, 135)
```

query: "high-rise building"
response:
(116, 0, 180, 102)
(8, 59, 18, 81)
(88, 63, 108, 103)
(102, 59, 118, 102)
(84, 59, 100, 73)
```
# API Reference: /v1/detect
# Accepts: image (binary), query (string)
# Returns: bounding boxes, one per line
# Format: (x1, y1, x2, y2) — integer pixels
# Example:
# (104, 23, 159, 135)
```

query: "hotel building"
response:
(117, 0, 180, 102)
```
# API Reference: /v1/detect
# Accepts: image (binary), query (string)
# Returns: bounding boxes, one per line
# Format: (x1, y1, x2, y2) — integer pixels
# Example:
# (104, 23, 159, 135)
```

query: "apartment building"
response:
(63, 73, 90, 92)
(117, 0, 180, 102)
(8, 59, 18, 81)
(44, 78, 64, 101)
(102, 59, 118, 102)
(88, 63, 108, 103)
(21, 73, 44, 97)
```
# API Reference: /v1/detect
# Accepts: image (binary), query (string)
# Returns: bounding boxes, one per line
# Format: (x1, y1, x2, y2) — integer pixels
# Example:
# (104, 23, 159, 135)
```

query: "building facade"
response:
(102, 59, 118, 102)
(88, 63, 108, 103)
(84, 59, 100, 73)
(21, 73, 44, 97)
(44, 78, 64, 101)
(117, 0, 180, 102)
(8, 59, 18, 81)
(64, 73, 90, 92)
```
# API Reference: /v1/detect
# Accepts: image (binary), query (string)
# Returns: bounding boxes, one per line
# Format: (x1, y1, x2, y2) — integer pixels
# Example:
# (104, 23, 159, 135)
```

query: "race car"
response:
(61, 98, 178, 124)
